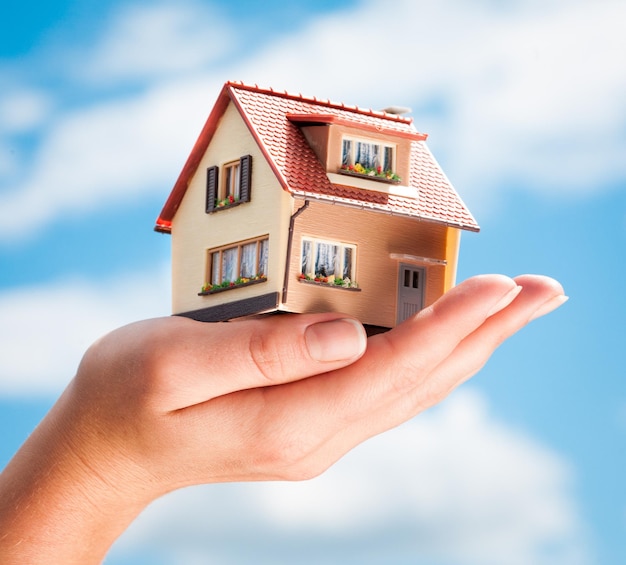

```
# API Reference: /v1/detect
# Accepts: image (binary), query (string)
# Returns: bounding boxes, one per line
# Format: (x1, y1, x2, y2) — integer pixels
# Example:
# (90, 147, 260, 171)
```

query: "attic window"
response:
(341, 137, 395, 172)
(206, 154, 252, 212)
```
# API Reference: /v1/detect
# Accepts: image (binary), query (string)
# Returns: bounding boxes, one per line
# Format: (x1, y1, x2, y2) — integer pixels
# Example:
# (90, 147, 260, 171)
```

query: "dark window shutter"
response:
(239, 155, 252, 203)
(206, 166, 218, 213)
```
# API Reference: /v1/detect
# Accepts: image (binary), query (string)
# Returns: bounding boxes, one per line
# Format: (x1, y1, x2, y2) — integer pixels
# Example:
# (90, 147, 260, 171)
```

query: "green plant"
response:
(340, 163, 401, 182)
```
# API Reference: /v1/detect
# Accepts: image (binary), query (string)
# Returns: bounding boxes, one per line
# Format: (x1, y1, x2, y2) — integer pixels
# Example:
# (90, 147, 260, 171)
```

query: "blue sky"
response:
(1, 1, 625, 563)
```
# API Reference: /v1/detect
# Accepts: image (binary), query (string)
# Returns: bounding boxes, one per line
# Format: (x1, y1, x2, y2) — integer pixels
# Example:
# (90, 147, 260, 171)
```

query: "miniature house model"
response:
(155, 81, 479, 330)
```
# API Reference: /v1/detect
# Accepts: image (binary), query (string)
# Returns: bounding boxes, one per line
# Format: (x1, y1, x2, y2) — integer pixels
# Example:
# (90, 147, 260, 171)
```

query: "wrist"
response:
(0, 383, 157, 565)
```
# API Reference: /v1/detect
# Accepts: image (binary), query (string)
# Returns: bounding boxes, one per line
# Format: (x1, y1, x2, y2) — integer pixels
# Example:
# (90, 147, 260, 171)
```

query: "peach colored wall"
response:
(170, 102, 293, 315)
(300, 125, 329, 165)
(284, 200, 449, 327)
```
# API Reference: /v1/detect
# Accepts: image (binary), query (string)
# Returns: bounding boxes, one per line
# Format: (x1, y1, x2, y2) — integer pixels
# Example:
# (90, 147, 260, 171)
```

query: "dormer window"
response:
(342, 138, 394, 171)
(340, 137, 400, 183)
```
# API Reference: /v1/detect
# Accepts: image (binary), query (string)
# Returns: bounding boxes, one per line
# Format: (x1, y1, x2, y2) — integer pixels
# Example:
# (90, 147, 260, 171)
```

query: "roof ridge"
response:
(226, 80, 413, 125)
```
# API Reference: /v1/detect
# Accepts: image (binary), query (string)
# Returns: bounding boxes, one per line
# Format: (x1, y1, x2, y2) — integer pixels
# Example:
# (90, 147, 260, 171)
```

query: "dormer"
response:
(287, 112, 427, 198)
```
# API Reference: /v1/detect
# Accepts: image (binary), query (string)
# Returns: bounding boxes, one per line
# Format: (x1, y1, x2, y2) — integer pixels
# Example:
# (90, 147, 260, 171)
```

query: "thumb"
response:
(140, 313, 367, 411)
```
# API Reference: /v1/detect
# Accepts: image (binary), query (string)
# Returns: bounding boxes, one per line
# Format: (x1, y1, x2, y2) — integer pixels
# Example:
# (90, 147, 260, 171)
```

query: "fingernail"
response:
(487, 285, 523, 317)
(529, 295, 569, 322)
(305, 318, 367, 362)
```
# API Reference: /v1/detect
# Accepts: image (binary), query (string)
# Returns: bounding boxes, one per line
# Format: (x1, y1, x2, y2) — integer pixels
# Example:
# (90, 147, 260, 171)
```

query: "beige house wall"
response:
(284, 200, 449, 328)
(171, 101, 293, 315)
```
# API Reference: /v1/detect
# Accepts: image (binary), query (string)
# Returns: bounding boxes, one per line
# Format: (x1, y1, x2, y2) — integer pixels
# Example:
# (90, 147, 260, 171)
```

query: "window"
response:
(223, 160, 241, 200)
(341, 138, 394, 172)
(301, 237, 356, 281)
(207, 236, 269, 287)
(205, 154, 252, 213)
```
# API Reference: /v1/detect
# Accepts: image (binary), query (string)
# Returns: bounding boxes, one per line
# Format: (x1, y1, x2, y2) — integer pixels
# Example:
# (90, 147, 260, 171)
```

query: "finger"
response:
(142, 312, 367, 412)
(259, 275, 567, 479)
(256, 275, 522, 424)
(423, 273, 567, 392)
(159, 275, 514, 412)
(341, 274, 522, 402)
(203, 275, 527, 478)
(364, 274, 566, 427)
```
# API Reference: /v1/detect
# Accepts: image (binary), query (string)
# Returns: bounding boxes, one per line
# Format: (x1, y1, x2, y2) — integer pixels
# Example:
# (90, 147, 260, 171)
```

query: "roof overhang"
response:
(287, 113, 428, 141)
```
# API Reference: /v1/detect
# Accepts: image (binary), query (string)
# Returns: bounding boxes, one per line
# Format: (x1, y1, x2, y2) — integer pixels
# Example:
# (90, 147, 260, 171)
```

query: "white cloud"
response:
(0, 265, 170, 397)
(1, 0, 625, 236)
(0, 88, 51, 134)
(234, 0, 626, 208)
(81, 2, 232, 84)
(0, 76, 221, 241)
(110, 389, 589, 565)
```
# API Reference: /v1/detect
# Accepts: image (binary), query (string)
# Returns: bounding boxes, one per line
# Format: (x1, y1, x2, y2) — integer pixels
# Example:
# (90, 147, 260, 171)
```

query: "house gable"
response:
(170, 100, 294, 316)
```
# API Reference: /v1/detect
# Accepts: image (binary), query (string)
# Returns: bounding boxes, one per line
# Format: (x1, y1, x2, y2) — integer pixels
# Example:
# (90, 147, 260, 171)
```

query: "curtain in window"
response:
(315, 242, 338, 277)
(383, 146, 392, 171)
(222, 248, 238, 282)
(302, 239, 355, 279)
(355, 142, 374, 168)
(211, 252, 220, 285)
(240, 242, 256, 278)
(343, 247, 353, 279)
(301, 240, 312, 274)
(349, 141, 393, 171)
(372, 145, 381, 169)
(259, 239, 269, 276)
(342, 140, 352, 166)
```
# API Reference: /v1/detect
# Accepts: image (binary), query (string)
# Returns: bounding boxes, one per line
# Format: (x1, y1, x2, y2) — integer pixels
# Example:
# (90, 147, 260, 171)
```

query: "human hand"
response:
(0, 274, 567, 564)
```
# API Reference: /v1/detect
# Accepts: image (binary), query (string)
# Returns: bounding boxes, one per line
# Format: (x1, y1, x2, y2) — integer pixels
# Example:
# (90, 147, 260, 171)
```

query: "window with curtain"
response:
(301, 237, 356, 281)
(341, 137, 394, 171)
(207, 236, 269, 287)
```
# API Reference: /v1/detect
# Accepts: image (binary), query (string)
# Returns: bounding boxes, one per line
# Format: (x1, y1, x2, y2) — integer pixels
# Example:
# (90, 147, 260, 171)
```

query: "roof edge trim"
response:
(227, 80, 414, 125)
(287, 113, 428, 141)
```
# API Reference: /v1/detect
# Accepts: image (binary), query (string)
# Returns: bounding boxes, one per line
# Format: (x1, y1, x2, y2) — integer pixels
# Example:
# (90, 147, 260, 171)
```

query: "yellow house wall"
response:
(171, 102, 293, 315)
(284, 201, 449, 327)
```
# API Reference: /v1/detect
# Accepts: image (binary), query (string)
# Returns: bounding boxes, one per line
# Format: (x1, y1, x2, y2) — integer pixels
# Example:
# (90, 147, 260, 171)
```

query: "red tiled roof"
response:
(155, 81, 479, 232)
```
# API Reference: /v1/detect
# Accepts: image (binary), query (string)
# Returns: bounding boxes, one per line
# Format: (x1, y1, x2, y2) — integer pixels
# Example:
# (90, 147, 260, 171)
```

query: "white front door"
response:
(396, 263, 425, 324)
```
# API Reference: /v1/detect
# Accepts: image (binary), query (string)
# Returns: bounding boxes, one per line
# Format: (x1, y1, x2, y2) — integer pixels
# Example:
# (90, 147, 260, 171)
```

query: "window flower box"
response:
(338, 164, 401, 184)
(297, 273, 361, 291)
(214, 194, 243, 211)
(199, 274, 267, 295)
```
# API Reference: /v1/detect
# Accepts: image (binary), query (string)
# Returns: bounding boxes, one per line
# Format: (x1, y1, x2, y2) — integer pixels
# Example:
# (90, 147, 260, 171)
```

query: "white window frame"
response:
(341, 136, 396, 172)
(301, 237, 356, 281)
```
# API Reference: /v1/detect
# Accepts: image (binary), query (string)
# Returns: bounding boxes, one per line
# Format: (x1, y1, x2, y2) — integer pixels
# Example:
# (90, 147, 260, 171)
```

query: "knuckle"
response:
(375, 334, 428, 396)
(253, 429, 325, 482)
(247, 330, 293, 385)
